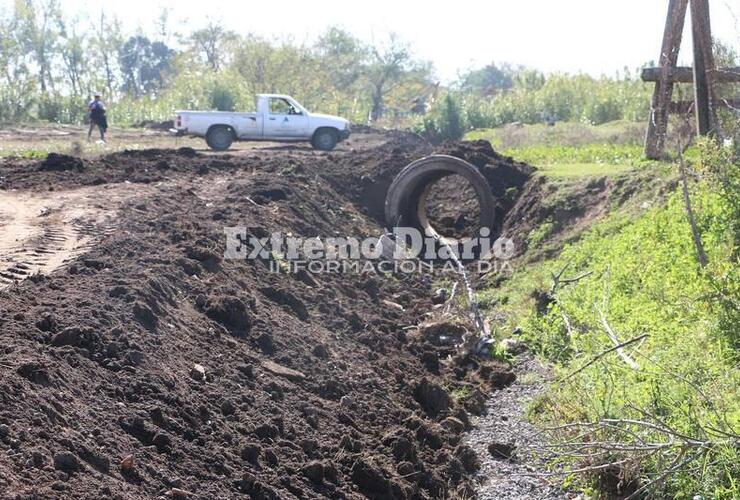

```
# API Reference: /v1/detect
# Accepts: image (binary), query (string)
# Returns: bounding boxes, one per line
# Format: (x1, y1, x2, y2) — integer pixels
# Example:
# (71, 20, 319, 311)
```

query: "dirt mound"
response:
(133, 119, 175, 130)
(437, 140, 534, 221)
(500, 169, 673, 260)
(314, 134, 533, 235)
(38, 153, 84, 172)
(0, 131, 519, 498)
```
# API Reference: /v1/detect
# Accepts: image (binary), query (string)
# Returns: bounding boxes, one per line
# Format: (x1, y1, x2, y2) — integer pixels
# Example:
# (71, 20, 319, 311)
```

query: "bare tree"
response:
(189, 21, 237, 72)
(92, 12, 123, 97)
(15, 0, 61, 93)
(366, 33, 413, 122)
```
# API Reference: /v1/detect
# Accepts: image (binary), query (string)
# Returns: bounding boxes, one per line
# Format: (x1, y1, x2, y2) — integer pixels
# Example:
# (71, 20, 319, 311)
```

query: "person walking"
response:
(87, 92, 108, 142)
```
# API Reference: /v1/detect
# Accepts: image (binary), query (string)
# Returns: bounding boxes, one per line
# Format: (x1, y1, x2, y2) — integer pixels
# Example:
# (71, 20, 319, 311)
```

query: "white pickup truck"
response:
(173, 94, 350, 151)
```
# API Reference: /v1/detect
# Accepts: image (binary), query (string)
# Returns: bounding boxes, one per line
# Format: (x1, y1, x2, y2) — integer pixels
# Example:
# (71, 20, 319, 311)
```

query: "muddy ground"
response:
(0, 128, 567, 499)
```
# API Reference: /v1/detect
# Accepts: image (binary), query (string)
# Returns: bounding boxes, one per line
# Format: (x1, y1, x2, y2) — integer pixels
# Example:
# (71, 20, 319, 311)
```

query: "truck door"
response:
(264, 97, 309, 138)
(234, 113, 261, 139)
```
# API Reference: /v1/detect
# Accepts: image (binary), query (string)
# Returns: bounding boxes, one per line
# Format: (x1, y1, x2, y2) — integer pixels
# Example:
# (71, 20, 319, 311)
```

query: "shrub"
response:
(208, 82, 237, 111)
(415, 93, 467, 144)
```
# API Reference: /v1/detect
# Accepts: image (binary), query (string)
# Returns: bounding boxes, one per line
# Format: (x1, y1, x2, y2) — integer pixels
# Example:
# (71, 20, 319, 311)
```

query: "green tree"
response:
(91, 11, 123, 97)
(58, 17, 86, 96)
(118, 35, 174, 96)
(366, 33, 415, 121)
(314, 27, 366, 89)
(459, 62, 515, 95)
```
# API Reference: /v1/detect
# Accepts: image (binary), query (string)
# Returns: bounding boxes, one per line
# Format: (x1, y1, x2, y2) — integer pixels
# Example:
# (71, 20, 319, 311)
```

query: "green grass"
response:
(536, 161, 638, 178)
(481, 179, 739, 498)
(527, 186, 739, 498)
(466, 121, 645, 149)
(472, 127, 740, 497)
(465, 121, 668, 178)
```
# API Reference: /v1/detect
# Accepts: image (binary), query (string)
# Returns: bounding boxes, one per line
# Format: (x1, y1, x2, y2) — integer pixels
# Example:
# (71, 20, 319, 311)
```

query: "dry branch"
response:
(678, 148, 708, 268)
(595, 307, 640, 369)
(560, 333, 649, 381)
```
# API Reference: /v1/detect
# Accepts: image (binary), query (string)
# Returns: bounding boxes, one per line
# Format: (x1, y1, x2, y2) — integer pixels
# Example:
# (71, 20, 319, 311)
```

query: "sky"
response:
(3, 0, 739, 82)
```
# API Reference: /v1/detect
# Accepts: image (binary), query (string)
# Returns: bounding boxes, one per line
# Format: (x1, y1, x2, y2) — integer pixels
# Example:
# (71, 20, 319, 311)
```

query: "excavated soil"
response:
(0, 130, 535, 499)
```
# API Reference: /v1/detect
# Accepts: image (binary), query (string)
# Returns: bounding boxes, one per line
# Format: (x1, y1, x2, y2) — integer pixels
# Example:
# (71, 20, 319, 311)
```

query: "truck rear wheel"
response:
(206, 126, 234, 151)
(312, 128, 338, 151)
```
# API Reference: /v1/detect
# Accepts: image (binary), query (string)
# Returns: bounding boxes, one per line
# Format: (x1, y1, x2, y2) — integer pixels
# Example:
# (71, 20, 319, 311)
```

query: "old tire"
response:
(384, 154, 495, 254)
(312, 128, 338, 151)
(206, 125, 234, 151)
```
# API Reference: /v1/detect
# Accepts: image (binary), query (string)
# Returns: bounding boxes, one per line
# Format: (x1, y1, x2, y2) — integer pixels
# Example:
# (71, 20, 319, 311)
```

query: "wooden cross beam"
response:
(642, 66, 740, 83)
(643, 0, 732, 159)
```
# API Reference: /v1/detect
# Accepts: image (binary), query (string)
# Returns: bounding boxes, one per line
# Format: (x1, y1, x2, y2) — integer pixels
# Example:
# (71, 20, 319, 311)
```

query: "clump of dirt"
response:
(38, 153, 84, 172)
(0, 131, 521, 499)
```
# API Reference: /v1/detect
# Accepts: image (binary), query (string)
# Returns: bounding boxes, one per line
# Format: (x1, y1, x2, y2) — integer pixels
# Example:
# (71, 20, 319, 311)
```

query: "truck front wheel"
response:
(312, 128, 338, 151)
(206, 126, 234, 151)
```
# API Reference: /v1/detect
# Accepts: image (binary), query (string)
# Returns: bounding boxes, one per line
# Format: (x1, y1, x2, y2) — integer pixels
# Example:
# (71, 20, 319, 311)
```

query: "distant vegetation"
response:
(0, 1, 434, 125)
(3, 1, 737, 150)
(0, 0, 678, 135)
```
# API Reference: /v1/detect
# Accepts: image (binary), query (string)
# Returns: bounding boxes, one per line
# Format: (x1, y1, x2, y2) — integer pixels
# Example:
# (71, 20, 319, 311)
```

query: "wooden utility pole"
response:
(644, 0, 688, 160)
(690, 0, 718, 136)
(643, 0, 740, 159)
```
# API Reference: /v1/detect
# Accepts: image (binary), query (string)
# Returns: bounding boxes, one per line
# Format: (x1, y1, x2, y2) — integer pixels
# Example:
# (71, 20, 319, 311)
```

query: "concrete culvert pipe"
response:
(384, 154, 495, 258)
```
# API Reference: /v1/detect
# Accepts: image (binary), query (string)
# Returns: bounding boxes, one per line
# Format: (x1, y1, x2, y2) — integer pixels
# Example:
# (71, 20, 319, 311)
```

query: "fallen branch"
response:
(595, 306, 640, 369)
(678, 148, 708, 268)
(549, 260, 593, 296)
(559, 333, 649, 381)
(525, 414, 739, 497)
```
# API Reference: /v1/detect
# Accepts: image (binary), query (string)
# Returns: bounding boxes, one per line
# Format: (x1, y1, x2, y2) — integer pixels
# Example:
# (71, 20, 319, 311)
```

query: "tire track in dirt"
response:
(0, 184, 144, 290)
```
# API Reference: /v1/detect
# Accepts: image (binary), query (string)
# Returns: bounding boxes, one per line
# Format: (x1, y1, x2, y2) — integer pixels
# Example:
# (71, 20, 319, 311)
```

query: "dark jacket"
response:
(89, 100, 108, 130)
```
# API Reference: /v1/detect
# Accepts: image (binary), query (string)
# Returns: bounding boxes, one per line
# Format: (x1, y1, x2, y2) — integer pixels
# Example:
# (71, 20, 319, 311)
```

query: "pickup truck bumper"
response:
(169, 128, 186, 137)
(339, 129, 350, 141)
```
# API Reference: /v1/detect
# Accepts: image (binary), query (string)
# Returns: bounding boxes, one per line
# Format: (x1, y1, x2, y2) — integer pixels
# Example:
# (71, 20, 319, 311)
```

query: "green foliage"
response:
(459, 62, 516, 94)
(417, 93, 467, 144)
(527, 219, 554, 247)
(37, 92, 87, 123)
(462, 73, 652, 129)
(519, 177, 739, 496)
(208, 81, 237, 112)
(695, 139, 740, 350)
(118, 35, 174, 97)
(13, 149, 48, 159)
